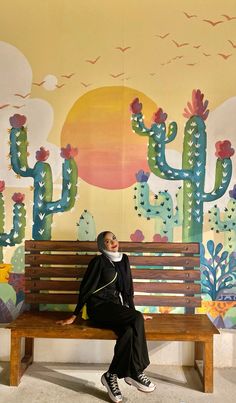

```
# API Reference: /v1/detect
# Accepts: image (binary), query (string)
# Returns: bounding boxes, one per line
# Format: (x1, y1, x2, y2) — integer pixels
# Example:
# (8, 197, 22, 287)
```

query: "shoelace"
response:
(109, 373, 121, 396)
(137, 372, 151, 386)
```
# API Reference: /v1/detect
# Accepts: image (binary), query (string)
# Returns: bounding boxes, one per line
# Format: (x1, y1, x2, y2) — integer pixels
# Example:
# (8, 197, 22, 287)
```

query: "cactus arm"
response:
(0, 203, 26, 246)
(131, 113, 152, 135)
(45, 159, 78, 214)
(10, 127, 34, 176)
(202, 159, 232, 202)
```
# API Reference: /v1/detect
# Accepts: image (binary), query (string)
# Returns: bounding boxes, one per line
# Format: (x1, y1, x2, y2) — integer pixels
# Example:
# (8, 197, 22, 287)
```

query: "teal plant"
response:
(134, 170, 182, 241)
(130, 90, 234, 242)
(9, 114, 78, 240)
(77, 209, 96, 241)
(201, 240, 236, 300)
(209, 185, 236, 252)
(0, 180, 26, 263)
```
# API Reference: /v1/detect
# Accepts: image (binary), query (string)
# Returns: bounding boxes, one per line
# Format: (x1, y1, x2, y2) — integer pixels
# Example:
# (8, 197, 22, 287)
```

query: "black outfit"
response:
(73, 253, 150, 378)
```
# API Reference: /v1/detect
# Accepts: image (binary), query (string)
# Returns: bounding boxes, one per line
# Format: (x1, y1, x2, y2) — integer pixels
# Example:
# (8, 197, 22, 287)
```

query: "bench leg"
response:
(10, 333, 21, 386)
(21, 338, 34, 372)
(203, 339, 213, 393)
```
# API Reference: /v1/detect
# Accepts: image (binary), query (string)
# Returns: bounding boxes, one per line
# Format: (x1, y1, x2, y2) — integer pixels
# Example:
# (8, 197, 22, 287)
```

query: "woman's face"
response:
(103, 232, 119, 252)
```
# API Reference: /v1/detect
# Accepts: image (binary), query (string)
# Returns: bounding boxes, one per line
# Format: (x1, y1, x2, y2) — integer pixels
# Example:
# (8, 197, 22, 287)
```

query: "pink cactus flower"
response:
(9, 114, 27, 129)
(183, 89, 209, 121)
(12, 193, 25, 203)
(36, 147, 50, 161)
(130, 229, 145, 242)
(215, 140, 235, 159)
(130, 98, 142, 114)
(153, 234, 168, 242)
(0, 180, 5, 193)
(153, 107, 167, 123)
(60, 144, 78, 160)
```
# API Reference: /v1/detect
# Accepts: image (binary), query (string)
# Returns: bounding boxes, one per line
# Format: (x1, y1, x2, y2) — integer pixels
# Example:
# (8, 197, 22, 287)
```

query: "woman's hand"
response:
(143, 314, 153, 320)
(56, 315, 77, 326)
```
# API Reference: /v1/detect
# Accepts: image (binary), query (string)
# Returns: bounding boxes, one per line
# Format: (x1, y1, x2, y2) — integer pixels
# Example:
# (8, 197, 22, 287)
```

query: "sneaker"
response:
(101, 372, 123, 402)
(125, 372, 156, 393)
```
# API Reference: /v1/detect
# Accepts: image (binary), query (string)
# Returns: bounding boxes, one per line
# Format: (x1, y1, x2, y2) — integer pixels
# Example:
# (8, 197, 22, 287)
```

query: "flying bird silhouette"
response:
(13, 105, 25, 109)
(183, 12, 197, 18)
(186, 63, 196, 66)
(81, 82, 92, 87)
(86, 56, 101, 64)
(56, 84, 65, 88)
(115, 46, 131, 52)
(218, 53, 232, 59)
(14, 92, 31, 99)
(172, 55, 183, 60)
(203, 19, 223, 26)
(33, 80, 45, 86)
(222, 14, 236, 20)
(0, 104, 9, 109)
(228, 39, 236, 48)
(110, 73, 124, 78)
(149, 72, 156, 76)
(203, 52, 211, 56)
(61, 73, 75, 78)
(193, 45, 201, 49)
(156, 33, 170, 39)
(172, 40, 189, 47)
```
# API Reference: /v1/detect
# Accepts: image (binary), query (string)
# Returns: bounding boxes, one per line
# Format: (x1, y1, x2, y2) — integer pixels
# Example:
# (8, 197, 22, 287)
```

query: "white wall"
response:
(0, 327, 235, 367)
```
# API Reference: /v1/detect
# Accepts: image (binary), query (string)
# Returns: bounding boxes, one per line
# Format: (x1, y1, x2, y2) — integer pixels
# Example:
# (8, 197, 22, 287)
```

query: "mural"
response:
(0, 0, 236, 328)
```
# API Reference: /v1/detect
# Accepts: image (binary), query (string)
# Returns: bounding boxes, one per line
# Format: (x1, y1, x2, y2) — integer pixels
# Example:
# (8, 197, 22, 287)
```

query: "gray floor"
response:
(0, 362, 236, 403)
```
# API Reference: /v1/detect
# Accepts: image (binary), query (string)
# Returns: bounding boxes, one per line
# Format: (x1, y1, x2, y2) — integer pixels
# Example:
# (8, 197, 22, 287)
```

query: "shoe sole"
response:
(125, 377, 156, 393)
(101, 374, 123, 403)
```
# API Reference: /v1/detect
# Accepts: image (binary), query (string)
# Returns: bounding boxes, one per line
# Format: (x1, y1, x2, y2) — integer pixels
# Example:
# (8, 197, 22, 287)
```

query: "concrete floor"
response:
(0, 362, 236, 403)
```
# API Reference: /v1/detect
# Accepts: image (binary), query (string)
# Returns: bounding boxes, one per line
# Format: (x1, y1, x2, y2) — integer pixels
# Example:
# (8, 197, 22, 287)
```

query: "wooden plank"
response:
(25, 240, 200, 254)
(25, 254, 200, 267)
(25, 292, 201, 307)
(25, 279, 200, 294)
(25, 267, 200, 281)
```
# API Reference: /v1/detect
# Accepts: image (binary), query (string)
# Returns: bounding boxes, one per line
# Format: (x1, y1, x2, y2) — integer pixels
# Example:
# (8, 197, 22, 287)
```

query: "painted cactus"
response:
(209, 185, 236, 252)
(0, 180, 26, 263)
(134, 170, 183, 241)
(201, 240, 236, 300)
(77, 209, 96, 241)
(130, 90, 234, 242)
(9, 114, 78, 240)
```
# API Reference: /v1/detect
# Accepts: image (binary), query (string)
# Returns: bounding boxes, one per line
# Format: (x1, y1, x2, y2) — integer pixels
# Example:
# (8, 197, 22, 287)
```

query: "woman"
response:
(57, 231, 156, 403)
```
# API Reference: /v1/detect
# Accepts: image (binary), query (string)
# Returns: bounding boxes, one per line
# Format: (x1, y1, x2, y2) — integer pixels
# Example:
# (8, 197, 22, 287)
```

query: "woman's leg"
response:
(88, 302, 149, 378)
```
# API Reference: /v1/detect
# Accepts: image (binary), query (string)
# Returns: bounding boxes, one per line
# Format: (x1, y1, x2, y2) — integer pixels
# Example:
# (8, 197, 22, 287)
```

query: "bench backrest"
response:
(24, 240, 201, 314)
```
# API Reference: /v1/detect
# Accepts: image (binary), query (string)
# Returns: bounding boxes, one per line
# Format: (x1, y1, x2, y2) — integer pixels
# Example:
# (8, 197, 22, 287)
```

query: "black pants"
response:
(87, 302, 150, 378)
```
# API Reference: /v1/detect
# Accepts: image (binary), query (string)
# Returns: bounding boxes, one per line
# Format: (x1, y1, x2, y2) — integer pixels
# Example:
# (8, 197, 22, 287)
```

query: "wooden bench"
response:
(7, 240, 219, 392)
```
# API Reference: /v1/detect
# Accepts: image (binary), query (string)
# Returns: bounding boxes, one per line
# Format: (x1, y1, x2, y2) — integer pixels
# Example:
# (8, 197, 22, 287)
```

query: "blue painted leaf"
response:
(207, 240, 215, 257)
(215, 243, 223, 256)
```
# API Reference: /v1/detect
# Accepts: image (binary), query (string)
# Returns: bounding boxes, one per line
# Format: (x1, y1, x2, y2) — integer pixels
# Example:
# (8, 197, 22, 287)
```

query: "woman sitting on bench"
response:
(57, 231, 156, 403)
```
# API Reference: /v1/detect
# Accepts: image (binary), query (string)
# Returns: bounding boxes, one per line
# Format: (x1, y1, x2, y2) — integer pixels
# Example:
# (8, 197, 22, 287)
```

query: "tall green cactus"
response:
(134, 170, 183, 241)
(0, 181, 26, 263)
(130, 90, 234, 242)
(209, 185, 236, 252)
(9, 114, 78, 240)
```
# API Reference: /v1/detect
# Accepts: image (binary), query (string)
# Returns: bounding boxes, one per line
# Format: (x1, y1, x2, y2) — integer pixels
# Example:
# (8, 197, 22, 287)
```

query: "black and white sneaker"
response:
(101, 372, 123, 402)
(125, 372, 156, 392)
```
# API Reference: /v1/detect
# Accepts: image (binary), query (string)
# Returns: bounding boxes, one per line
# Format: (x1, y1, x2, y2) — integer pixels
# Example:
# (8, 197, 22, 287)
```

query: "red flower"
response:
(130, 229, 145, 242)
(12, 193, 25, 203)
(0, 180, 5, 193)
(9, 114, 27, 129)
(183, 89, 209, 121)
(130, 98, 142, 114)
(152, 108, 167, 123)
(36, 147, 50, 161)
(215, 140, 235, 159)
(153, 234, 168, 242)
(60, 144, 78, 160)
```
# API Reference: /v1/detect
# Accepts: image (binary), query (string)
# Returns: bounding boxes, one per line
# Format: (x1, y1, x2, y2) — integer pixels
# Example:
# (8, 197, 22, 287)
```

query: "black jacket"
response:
(73, 253, 134, 316)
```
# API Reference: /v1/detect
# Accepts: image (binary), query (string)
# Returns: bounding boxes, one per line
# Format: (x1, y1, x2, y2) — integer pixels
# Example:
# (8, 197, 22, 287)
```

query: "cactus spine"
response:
(130, 91, 234, 242)
(9, 114, 78, 240)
